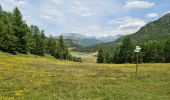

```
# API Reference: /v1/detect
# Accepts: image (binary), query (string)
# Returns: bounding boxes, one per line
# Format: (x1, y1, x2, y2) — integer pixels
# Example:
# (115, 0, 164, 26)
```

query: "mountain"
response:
(57, 33, 122, 47)
(76, 13, 170, 52)
(64, 39, 82, 48)
(58, 33, 101, 47)
(126, 13, 170, 43)
(96, 35, 122, 43)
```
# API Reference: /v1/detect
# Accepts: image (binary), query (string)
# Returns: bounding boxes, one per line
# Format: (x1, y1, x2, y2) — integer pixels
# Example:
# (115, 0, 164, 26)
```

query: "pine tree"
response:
(143, 40, 164, 63)
(13, 7, 28, 54)
(46, 35, 58, 57)
(105, 52, 111, 63)
(97, 48, 104, 63)
(164, 38, 170, 62)
(30, 25, 45, 56)
(0, 10, 18, 54)
(116, 36, 134, 63)
(0, 5, 3, 16)
(25, 27, 33, 53)
(58, 35, 69, 60)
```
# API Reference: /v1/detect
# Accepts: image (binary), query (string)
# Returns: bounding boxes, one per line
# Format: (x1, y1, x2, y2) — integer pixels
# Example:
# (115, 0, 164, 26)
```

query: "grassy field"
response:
(0, 52, 169, 100)
(70, 51, 97, 63)
(81, 57, 97, 63)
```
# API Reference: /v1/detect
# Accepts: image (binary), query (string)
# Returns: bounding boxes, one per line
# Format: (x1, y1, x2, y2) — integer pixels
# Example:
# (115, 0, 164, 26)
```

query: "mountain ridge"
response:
(76, 13, 170, 52)
(55, 33, 122, 47)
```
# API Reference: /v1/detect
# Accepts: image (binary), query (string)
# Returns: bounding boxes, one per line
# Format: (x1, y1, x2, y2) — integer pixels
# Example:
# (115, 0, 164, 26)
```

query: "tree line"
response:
(0, 6, 82, 62)
(97, 36, 170, 64)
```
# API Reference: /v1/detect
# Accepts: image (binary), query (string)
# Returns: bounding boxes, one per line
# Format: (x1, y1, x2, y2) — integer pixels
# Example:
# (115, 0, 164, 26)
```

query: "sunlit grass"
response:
(0, 52, 169, 100)
(81, 57, 97, 63)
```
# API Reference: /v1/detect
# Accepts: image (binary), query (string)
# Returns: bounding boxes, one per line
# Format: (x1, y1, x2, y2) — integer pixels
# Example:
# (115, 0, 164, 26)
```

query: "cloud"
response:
(39, 1, 65, 24)
(2, 0, 167, 37)
(124, 0, 155, 10)
(52, 0, 64, 5)
(164, 10, 170, 14)
(0, 0, 26, 8)
(110, 17, 146, 35)
(88, 24, 102, 31)
(41, 15, 65, 25)
(146, 13, 159, 18)
(69, 2, 93, 17)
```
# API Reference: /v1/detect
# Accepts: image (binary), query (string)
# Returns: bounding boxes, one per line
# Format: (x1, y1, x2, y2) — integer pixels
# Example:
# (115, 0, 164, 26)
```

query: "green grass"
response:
(81, 57, 97, 63)
(0, 52, 170, 100)
(70, 51, 97, 63)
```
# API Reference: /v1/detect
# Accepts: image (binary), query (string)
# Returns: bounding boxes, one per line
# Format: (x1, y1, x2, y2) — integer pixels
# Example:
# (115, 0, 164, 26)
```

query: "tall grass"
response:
(0, 52, 169, 100)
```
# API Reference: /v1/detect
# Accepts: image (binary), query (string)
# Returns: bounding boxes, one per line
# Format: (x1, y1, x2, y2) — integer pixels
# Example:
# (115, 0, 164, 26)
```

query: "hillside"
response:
(56, 33, 101, 46)
(65, 39, 83, 48)
(74, 42, 120, 52)
(119, 13, 170, 43)
(77, 13, 170, 52)
(56, 33, 122, 47)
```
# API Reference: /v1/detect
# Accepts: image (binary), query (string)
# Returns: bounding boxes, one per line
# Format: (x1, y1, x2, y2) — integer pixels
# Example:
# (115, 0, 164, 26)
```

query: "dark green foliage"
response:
(0, 9, 18, 54)
(0, 19, 17, 54)
(74, 41, 118, 53)
(13, 7, 28, 54)
(72, 57, 82, 62)
(142, 40, 164, 63)
(111, 49, 119, 63)
(105, 52, 111, 63)
(116, 37, 134, 64)
(97, 48, 104, 63)
(164, 38, 170, 62)
(57, 35, 69, 60)
(30, 25, 45, 56)
(46, 35, 58, 57)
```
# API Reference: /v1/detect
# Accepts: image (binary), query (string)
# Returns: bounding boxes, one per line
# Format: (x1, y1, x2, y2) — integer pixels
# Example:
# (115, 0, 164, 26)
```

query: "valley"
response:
(0, 1, 170, 100)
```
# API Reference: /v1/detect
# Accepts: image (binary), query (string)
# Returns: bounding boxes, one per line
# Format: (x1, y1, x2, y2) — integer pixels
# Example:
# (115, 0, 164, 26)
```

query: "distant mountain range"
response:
(76, 13, 170, 52)
(64, 39, 82, 48)
(96, 34, 123, 43)
(55, 33, 122, 47)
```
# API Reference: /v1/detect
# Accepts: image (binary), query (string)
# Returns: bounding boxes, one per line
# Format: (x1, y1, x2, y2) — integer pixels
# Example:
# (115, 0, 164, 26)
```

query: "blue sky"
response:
(0, 0, 170, 37)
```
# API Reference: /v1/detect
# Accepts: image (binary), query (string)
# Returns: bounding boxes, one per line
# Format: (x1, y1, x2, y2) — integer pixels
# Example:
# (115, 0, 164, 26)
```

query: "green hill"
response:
(65, 39, 83, 48)
(76, 13, 170, 52)
(121, 13, 170, 43)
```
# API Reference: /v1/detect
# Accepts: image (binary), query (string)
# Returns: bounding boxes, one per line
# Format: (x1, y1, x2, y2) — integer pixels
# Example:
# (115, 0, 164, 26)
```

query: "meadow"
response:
(0, 52, 169, 100)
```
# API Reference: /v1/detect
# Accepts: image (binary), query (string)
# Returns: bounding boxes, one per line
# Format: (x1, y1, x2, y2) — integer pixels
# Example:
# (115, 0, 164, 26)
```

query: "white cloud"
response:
(52, 0, 64, 5)
(69, 2, 93, 17)
(40, 3, 65, 24)
(0, 0, 26, 7)
(146, 13, 159, 18)
(41, 15, 64, 24)
(0, 0, 153, 37)
(124, 0, 155, 10)
(164, 10, 170, 14)
(110, 17, 146, 35)
(88, 24, 102, 31)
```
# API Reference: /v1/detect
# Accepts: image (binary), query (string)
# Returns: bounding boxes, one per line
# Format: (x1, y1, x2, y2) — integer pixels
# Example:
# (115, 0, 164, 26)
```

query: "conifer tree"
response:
(13, 7, 28, 54)
(0, 12, 18, 54)
(105, 52, 111, 63)
(30, 25, 45, 56)
(57, 35, 69, 60)
(143, 40, 164, 63)
(46, 35, 58, 57)
(116, 36, 134, 63)
(164, 38, 170, 62)
(97, 48, 104, 63)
